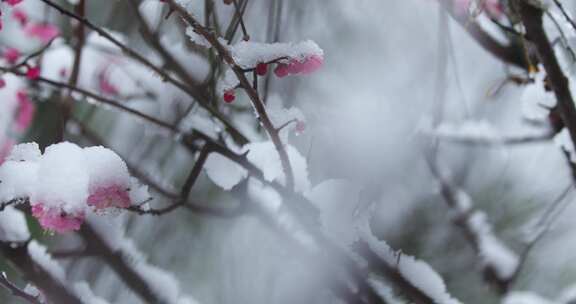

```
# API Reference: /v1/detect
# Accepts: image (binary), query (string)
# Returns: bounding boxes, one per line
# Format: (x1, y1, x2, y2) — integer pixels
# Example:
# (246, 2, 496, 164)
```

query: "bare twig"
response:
(0, 272, 43, 304)
(168, 0, 296, 191)
(518, 2, 576, 165)
(37, 0, 248, 145)
(439, 0, 529, 69)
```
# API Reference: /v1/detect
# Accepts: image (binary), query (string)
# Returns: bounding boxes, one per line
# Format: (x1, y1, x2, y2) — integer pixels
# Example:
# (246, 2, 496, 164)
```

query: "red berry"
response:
(274, 64, 289, 78)
(255, 63, 268, 76)
(26, 66, 40, 80)
(223, 90, 235, 103)
(0, 78, 5, 89)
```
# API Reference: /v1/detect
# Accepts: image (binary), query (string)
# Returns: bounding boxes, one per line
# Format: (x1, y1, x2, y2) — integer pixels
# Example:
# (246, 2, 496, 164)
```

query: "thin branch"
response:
(78, 224, 164, 304)
(38, 0, 249, 145)
(553, 0, 576, 34)
(509, 185, 574, 286)
(354, 240, 438, 304)
(231, 0, 250, 41)
(168, 0, 296, 191)
(59, 0, 86, 143)
(0, 241, 83, 304)
(432, 132, 554, 146)
(0, 272, 42, 304)
(423, 149, 517, 294)
(439, 0, 529, 69)
(518, 2, 576, 166)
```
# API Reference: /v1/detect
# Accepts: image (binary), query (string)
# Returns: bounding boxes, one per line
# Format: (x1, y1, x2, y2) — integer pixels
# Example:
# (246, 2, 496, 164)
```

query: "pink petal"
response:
(286, 59, 305, 74)
(0, 139, 15, 164)
(4, 48, 21, 65)
(87, 185, 131, 210)
(14, 90, 35, 132)
(12, 8, 28, 26)
(300, 55, 324, 74)
(31, 204, 85, 233)
(274, 64, 289, 78)
(97, 69, 119, 96)
(24, 23, 59, 43)
(5, 0, 23, 6)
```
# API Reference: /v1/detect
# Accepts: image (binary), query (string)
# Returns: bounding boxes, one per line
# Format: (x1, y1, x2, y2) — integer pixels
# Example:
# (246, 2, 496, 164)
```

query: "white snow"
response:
(267, 95, 306, 140)
(204, 153, 248, 190)
(432, 120, 502, 142)
(6, 142, 41, 162)
(203, 141, 310, 193)
(358, 219, 460, 304)
(358, 218, 462, 304)
(306, 179, 360, 246)
(28, 241, 66, 282)
(0, 206, 30, 242)
(467, 211, 519, 280)
(88, 215, 201, 304)
(83, 146, 130, 190)
(554, 128, 576, 163)
(244, 141, 310, 193)
(129, 177, 151, 204)
(502, 291, 556, 304)
(0, 160, 38, 202)
(185, 27, 211, 48)
(139, 0, 164, 29)
(73, 282, 111, 304)
(521, 69, 556, 122)
(33, 142, 89, 214)
(28, 241, 110, 303)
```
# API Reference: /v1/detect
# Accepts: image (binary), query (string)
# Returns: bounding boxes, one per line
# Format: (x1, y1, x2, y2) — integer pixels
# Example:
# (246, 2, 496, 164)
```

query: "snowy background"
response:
(0, 0, 575, 303)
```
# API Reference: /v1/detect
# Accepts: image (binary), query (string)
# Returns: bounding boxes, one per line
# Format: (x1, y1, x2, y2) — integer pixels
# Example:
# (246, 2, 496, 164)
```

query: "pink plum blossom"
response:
(87, 184, 131, 210)
(31, 204, 85, 233)
(24, 23, 59, 43)
(26, 65, 40, 80)
(97, 68, 119, 96)
(12, 8, 28, 26)
(5, 0, 23, 6)
(3, 48, 21, 65)
(274, 64, 289, 78)
(14, 90, 35, 133)
(300, 55, 323, 74)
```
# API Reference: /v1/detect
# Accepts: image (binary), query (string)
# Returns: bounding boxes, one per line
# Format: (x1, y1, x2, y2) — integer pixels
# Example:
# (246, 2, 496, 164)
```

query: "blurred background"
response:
(1, 0, 576, 303)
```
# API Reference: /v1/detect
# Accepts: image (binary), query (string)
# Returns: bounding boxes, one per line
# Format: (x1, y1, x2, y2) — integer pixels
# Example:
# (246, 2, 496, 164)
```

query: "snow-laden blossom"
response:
(83, 146, 132, 211)
(0, 142, 139, 233)
(87, 185, 130, 210)
(274, 55, 323, 78)
(230, 40, 324, 69)
(229, 40, 324, 78)
(31, 142, 89, 232)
